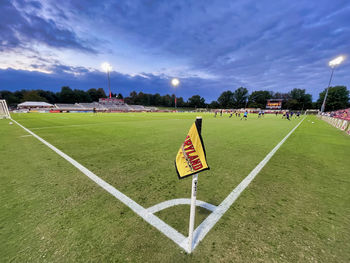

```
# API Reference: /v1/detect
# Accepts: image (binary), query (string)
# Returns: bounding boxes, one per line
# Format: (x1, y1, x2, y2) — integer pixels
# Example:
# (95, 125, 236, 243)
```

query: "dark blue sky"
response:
(1, 0, 349, 102)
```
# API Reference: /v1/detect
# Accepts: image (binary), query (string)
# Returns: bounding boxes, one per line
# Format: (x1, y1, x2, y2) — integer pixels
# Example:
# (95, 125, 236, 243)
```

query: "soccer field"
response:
(1, 113, 349, 262)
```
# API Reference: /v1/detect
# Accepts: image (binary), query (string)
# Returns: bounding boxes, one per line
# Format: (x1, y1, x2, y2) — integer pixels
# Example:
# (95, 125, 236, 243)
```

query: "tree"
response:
(176, 97, 186, 107)
(117, 93, 123, 99)
(209, 100, 220, 109)
(151, 93, 162, 106)
(233, 87, 249, 108)
(247, 90, 272, 108)
(74, 89, 92, 103)
(22, 90, 48, 102)
(135, 92, 149, 105)
(0, 90, 21, 106)
(285, 88, 312, 110)
(87, 88, 99, 102)
(125, 91, 138, 104)
(59, 86, 75, 103)
(187, 95, 206, 108)
(317, 86, 349, 111)
(161, 94, 172, 107)
(37, 90, 58, 104)
(217, 91, 233, 108)
(97, 88, 107, 99)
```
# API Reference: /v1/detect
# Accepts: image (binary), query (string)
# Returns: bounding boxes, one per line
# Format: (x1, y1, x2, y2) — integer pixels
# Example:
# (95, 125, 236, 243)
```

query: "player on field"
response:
(286, 111, 290, 121)
(241, 110, 248, 120)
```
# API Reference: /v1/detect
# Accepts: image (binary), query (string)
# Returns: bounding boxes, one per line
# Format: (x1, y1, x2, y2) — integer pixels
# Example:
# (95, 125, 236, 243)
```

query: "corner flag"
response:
(175, 117, 209, 179)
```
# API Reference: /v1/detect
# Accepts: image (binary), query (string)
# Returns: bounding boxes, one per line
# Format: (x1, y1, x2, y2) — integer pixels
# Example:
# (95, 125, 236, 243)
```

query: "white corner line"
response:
(192, 117, 306, 250)
(10, 118, 190, 253)
(10, 116, 305, 254)
(147, 198, 217, 214)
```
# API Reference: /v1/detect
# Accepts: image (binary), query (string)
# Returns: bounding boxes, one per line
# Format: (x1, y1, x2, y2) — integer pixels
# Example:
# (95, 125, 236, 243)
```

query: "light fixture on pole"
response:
(171, 78, 180, 108)
(101, 62, 112, 98)
(320, 56, 345, 112)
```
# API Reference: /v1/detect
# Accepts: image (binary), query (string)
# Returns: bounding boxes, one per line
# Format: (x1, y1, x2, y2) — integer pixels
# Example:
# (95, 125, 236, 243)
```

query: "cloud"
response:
(0, 1, 96, 53)
(0, 66, 230, 102)
(54, 1, 349, 89)
(1, 0, 349, 100)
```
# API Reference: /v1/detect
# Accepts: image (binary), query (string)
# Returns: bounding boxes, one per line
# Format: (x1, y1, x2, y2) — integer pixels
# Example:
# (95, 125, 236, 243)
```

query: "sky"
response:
(0, 0, 349, 102)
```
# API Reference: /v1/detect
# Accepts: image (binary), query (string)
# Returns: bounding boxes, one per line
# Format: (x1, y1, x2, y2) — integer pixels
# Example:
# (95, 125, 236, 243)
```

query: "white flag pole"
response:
(188, 116, 202, 253)
(188, 173, 198, 252)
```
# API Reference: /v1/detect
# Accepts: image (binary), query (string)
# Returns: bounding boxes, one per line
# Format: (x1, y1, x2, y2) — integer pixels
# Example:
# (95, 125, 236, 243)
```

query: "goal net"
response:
(0, 100, 10, 119)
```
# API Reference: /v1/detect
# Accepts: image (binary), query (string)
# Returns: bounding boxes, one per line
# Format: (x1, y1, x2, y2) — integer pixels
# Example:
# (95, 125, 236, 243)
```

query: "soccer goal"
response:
(0, 100, 10, 119)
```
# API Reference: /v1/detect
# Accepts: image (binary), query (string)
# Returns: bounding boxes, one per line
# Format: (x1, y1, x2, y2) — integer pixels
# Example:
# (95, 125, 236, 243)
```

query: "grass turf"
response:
(0, 113, 349, 262)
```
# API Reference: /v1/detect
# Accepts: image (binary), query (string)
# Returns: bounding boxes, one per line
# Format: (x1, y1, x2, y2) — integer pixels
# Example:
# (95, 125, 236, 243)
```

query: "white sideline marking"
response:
(11, 117, 305, 253)
(147, 198, 217, 214)
(191, 117, 305, 250)
(10, 118, 190, 253)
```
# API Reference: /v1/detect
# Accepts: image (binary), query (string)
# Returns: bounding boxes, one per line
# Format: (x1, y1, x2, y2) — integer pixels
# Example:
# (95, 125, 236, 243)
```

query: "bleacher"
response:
(55, 103, 83, 110)
(53, 99, 158, 112)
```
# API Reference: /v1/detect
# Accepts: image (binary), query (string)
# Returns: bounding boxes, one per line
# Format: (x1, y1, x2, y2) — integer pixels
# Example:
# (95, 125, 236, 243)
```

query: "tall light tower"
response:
(320, 56, 345, 112)
(101, 62, 112, 98)
(171, 78, 180, 108)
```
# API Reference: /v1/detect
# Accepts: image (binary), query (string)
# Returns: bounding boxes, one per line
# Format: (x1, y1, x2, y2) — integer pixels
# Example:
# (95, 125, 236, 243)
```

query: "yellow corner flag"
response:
(175, 117, 209, 179)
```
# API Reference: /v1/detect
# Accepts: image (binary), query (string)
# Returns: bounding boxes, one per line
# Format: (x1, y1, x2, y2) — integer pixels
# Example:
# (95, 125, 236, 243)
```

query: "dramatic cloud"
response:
(0, 1, 95, 52)
(0, 66, 234, 102)
(0, 0, 349, 101)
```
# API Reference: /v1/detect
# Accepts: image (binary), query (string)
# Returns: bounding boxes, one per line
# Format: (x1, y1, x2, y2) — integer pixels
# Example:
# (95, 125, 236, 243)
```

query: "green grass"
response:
(1, 113, 349, 262)
(156, 106, 197, 111)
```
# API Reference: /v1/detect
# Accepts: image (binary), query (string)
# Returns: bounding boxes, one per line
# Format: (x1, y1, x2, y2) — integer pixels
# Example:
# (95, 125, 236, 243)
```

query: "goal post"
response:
(0, 100, 10, 119)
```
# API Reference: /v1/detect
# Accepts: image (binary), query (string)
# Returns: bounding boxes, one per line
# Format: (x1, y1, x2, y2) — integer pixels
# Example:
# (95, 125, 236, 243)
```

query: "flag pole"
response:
(188, 116, 202, 253)
(188, 173, 198, 252)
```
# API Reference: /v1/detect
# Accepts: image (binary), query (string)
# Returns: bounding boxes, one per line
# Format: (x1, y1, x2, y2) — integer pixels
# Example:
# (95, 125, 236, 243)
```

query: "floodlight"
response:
(329, 56, 345, 67)
(321, 55, 346, 112)
(101, 62, 112, 72)
(171, 78, 180, 87)
(101, 62, 112, 98)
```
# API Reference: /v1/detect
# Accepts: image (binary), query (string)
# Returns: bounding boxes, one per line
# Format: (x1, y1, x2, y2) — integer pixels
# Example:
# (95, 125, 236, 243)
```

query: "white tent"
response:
(18, 101, 54, 108)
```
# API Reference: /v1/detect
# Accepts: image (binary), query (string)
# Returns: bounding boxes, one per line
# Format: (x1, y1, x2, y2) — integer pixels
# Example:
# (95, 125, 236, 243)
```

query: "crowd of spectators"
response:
(326, 108, 350, 120)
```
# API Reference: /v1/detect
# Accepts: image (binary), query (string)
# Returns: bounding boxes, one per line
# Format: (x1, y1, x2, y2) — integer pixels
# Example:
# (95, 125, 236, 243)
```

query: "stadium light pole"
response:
(101, 62, 112, 98)
(320, 56, 345, 112)
(171, 78, 180, 109)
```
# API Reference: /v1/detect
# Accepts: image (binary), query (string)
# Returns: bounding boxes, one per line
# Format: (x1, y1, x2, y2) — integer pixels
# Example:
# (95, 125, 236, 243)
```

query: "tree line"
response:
(1, 85, 349, 111)
(0, 87, 108, 106)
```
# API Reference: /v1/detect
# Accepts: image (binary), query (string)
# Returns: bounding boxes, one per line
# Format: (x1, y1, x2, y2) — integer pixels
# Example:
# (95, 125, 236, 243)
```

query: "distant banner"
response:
(340, 120, 348, 131)
(175, 121, 209, 179)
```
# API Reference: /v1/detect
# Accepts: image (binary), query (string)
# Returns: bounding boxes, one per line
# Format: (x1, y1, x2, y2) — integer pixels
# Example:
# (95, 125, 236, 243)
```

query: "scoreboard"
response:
(266, 99, 282, 109)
